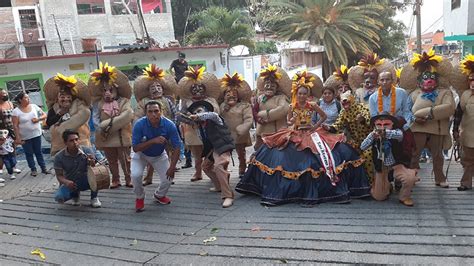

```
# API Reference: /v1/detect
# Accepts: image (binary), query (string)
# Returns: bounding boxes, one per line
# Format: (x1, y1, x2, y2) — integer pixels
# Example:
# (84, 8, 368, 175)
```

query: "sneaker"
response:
(181, 162, 192, 169)
(0, 177, 5, 182)
(72, 197, 80, 206)
(154, 194, 171, 205)
(135, 198, 145, 212)
(13, 168, 21, 174)
(90, 197, 102, 208)
(30, 170, 38, 177)
(9, 175, 16, 180)
(222, 198, 234, 208)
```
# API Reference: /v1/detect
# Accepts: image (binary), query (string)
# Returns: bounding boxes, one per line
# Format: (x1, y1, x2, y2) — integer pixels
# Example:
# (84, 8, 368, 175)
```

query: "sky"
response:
(394, 0, 444, 36)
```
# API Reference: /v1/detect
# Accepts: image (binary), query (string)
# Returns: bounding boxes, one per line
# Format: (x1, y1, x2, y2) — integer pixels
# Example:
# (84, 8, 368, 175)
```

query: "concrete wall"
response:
(443, 0, 469, 36)
(39, 0, 175, 56)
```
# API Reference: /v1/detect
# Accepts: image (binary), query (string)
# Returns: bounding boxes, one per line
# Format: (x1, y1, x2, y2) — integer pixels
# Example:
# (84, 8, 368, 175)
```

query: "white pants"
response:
(131, 151, 170, 199)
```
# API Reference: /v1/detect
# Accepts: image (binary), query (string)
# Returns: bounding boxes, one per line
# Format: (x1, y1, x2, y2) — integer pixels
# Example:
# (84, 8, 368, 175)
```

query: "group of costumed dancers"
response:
(38, 49, 474, 211)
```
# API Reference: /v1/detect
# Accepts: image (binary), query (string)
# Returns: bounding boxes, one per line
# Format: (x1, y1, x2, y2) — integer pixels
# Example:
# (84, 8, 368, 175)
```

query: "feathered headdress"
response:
(54, 73, 78, 96)
(143, 64, 165, 80)
(333, 65, 350, 82)
(291, 71, 315, 105)
(358, 53, 384, 71)
(410, 49, 443, 73)
(90, 62, 118, 86)
(221, 73, 244, 88)
(259, 64, 282, 81)
(184, 66, 205, 82)
(460, 54, 474, 76)
(395, 68, 402, 79)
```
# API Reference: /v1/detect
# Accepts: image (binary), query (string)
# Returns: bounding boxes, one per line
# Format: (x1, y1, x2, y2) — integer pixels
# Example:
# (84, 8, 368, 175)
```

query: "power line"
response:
(422, 15, 443, 34)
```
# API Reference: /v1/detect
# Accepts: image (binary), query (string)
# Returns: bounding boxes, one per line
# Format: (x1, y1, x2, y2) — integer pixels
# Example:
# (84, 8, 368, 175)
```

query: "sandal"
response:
(110, 183, 121, 189)
(190, 176, 202, 182)
(125, 183, 133, 188)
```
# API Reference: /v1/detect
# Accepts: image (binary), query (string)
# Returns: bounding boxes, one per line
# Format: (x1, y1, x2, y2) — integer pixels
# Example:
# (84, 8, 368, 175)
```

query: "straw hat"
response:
(348, 53, 396, 90)
(450, 54, 474, 94)
(88, 62, 132, 102)
(256, 64, 292, 98)
(219, 73, 252, 104)
(399, 49, 452, 93)
(324, 65, 350, 91)
(177, 66, 221, 100)
(133, 64, 177, 102)
(43, 73, 91, 109)
(291, 70, 324, 101)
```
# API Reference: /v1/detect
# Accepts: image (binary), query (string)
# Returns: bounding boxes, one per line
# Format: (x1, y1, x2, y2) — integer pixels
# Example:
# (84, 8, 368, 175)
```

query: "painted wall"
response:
(229, 55, 262, 90)
(443, 0, 470, 37)
(0, 46, 228, 108)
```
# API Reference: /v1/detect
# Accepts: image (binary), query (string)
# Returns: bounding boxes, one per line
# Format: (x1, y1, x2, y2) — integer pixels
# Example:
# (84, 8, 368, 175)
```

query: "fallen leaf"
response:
(210, 228, 219, 234)
(278, 258, 288, 264)
(203, 236, 217, 244)
(251, 226, 261, 232)
(264, 236, 272, 240)
(452, 235, 457, 238)
(130, 239, 138, 246)
(199, 251, 208, 256)
(31, 248, 46, 260)
(7, 232, 18, 236)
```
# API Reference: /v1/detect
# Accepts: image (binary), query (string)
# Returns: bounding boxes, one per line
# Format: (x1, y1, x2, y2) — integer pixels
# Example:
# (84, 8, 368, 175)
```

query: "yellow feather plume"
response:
(90, 62, 118, 86)
(291, 71, 314, 105)
(143, 64, 165, 80)
(54, 73, 78, 96)
(395, 68, 402, 79)
(460, 54, 474, 76)
(184, 66, 206, 81)
(410, 48, 443, 73)
(260, 64, 282, 80)
(221, 72, 244, 88)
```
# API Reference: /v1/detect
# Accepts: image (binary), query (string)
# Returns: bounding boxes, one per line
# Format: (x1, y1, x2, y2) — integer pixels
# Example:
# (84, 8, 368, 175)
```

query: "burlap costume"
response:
(89, 62, 134, 187)
(401, 50, 455, 187)
(254, 65, 291, 149)
(324, 65, 351, 96)
(43, 74, 91, 156)
(219, 73, 253, 175)
(177, 66, 221, 181)
(349, 54, 396, 105)
(452, 54, 474, 190)
(133, 64, 177, 121)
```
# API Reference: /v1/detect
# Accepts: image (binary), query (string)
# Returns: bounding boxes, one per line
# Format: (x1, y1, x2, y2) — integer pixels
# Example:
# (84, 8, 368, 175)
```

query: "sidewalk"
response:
(0, 156, 473, 264)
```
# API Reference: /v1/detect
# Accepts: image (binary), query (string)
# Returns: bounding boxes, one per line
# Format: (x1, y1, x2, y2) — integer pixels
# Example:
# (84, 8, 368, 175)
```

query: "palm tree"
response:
(187, 6, 255, 50)
(271, 0, 383, 71)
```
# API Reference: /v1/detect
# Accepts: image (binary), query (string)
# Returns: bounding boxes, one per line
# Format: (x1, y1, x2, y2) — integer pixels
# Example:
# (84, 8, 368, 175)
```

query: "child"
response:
(0, 129, 17, 186)
(360, 113, 418, 207)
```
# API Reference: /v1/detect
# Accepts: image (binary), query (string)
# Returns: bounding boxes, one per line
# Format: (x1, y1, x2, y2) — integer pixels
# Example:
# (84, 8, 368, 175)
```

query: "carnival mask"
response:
(103, 84, 118, 103)
(224, 88, 238, 107)
(363, 70, 378, 90)
(337, 83, 351, 96)
(149, 81, 163, 99)
(58, 92, 73, 109)
(469, 73, 474, 90)
(0, 129, 8, 139)
(263, 79, 277, 97)
(374, 119, 394, 130)
(191, 83, 206, 99)
(418, 71, 438, 92)
(340, 91, 354, 110)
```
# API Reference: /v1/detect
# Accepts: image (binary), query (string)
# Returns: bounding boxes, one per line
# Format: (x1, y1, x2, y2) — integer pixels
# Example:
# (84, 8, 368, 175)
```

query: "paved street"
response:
(0, 156, 473, 265)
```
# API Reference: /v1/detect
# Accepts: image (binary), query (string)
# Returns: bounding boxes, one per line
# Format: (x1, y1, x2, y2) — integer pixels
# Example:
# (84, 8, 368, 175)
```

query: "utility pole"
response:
(415, 0, 422, 53)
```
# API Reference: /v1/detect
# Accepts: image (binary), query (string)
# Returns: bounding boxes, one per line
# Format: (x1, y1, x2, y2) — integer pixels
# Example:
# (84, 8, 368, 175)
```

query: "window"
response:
(451, 0, 460, 10)
(0, 0, 12, 7)
(111, 0, 166, 15)
(19, 9, 38, 29)
(77, 0, 105, 15)
(6, 78, 43, 107)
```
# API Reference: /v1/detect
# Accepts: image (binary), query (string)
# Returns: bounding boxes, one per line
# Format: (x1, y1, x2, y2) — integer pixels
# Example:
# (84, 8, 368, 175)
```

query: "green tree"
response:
(187, 6, 255, 49)
(171, 0, 248, 43)
(271, 0, 383, 71)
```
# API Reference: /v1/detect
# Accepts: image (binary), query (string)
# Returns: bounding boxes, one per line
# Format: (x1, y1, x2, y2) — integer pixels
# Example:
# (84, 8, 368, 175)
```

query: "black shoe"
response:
(42, 169, 51, 175)
(457, 186, 472, 191)
(181, 163, 192, 169)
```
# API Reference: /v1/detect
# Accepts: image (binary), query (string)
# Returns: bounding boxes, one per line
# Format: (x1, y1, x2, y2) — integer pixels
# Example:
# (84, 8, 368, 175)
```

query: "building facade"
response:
(0, 0, 175, 59)
(443, 0, 474, 55)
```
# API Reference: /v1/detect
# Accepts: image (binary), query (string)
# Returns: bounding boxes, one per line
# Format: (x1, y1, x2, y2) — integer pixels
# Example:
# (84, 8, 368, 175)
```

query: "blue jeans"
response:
(1, 153, 17, 175)
(90, 131, 105, 161)
(54, 176, 98, 202)
(22, 136, 46, 171)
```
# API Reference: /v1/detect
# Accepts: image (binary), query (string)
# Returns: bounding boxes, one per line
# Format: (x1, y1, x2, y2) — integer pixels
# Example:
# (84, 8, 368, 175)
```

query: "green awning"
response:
(444, 35, 474, 41)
